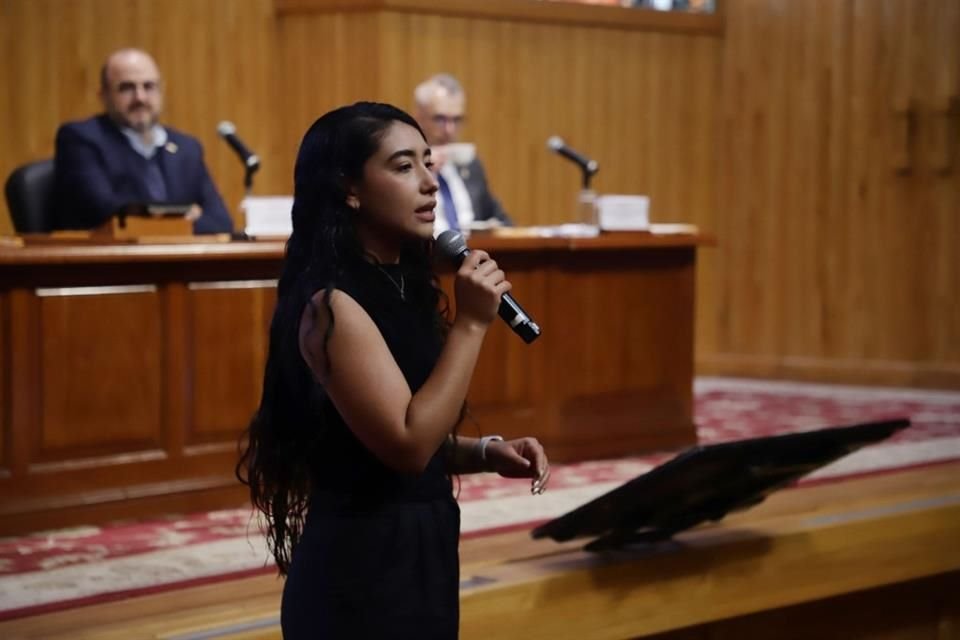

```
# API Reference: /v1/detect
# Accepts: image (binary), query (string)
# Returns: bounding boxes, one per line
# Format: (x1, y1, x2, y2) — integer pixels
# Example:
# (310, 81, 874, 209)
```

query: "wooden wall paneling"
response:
(701, 0, 960, 388)
(716, 0, 787, 362)
(276, 0, 725, 35)
(3, 0, 723, 374)
(713, 0, 796, 367)
(845, 0, 926, 367)
(813, 0, 856, 365)
(375, 11, 720, 230)
(0, 0, 286, 236)
(275, 10, 387, 163)
(919, 0, 960, 367)
(3, 0, 952, 387)
(187, 282, 276, 447)
(777, 0, 838, 362)
(841, 0, 956, 384)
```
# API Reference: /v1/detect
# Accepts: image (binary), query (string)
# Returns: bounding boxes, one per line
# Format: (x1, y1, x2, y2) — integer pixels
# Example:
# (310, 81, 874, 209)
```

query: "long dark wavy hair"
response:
(236, 102, 450, 574)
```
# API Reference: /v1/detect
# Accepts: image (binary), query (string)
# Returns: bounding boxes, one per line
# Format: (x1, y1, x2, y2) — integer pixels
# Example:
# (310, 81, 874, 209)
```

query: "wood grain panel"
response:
(373, 11, 720, 232)
(549, 248, 695, 454)
(2, 0, 956, 400)
(1, 0, 722, 378)
(0, 0, 283, 237)
(187, 283, 276, 444)
(446, 257, 548, 406)
(274, 10, 387, 164)
(36, 288, 164, 458)
(1, 0, 720, 247)
(704, 0, 960, 387)
(919, 0, 960, 366)
(0, 293, 6, 473)
(436, 238, 699, 460)
(0, 236, 699, 529)
(0, 247, 286, 533)
(647, 574, 960, 640)
(276, 0, 724, 35)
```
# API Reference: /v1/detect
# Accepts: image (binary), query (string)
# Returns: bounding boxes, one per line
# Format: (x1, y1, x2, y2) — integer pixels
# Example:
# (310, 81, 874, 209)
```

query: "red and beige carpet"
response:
(1, 377, 958, 620)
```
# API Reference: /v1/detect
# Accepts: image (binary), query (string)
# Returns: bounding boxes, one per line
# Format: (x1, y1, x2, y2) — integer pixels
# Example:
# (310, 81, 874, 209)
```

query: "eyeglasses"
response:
(114, 81, 160, 94)
(431, 114, 466, 127)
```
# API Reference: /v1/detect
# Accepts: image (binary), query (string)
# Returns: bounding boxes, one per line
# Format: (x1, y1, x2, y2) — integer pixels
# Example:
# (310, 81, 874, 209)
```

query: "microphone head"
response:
(436, 230, 468, 260)
(546, 135, 565, 151)
(216, 121, 236, 137)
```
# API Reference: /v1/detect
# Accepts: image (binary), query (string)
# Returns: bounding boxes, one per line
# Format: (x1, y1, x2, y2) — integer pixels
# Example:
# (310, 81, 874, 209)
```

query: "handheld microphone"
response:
(436, 230, 541, 344)
(546, 136, 599, 175)
(217, 121, 261, 171)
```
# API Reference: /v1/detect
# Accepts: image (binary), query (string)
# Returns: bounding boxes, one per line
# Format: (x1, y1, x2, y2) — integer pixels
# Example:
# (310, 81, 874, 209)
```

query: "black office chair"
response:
(5, 159, 56, 233)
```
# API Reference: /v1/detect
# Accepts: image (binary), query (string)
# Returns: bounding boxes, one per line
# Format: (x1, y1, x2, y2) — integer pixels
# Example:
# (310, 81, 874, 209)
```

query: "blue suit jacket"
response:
(53, 115, 233, 234)
(458, 158, 512, 225)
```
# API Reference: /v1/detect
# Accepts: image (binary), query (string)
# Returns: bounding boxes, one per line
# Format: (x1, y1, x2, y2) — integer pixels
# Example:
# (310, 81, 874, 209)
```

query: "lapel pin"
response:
(165, 141, 178, 154)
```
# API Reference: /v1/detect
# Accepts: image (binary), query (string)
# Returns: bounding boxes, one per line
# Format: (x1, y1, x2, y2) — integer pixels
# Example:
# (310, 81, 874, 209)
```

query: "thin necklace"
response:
(375, 265, 405, 301)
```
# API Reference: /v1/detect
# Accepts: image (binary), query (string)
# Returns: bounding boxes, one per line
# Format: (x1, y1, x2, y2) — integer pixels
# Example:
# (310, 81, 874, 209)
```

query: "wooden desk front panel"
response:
(461, 246, 697, 461)
(187, 282, 276, 446)
(0, 254, 281, 534)
(0, 236, 698, 532)
(35, 286, 164, 458)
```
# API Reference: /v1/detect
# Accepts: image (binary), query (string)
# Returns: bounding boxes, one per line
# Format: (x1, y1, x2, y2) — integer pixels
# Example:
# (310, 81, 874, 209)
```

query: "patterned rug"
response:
(1, 377, 957, 620)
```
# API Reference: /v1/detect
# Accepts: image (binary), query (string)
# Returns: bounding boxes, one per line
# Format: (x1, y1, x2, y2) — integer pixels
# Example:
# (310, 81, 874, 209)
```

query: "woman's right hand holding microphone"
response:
(453, 250, 511, 331)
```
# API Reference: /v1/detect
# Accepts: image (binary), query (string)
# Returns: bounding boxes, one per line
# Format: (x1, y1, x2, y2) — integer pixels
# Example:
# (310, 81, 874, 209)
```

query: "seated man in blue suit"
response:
(413, 74, 513, 235)
(53, 48, 233, 234)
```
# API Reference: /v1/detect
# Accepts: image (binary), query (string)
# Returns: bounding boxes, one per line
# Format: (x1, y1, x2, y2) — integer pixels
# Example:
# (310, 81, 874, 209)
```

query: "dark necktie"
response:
(144, 156, 168, 202)
(437, 173, 459, 231)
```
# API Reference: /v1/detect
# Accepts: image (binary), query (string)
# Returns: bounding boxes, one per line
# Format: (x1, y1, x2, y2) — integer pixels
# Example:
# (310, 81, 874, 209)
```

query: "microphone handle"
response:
(452, 247, 541, 344)
(224, 134, 261, 169)
(557, 145, 592, 170)
(498, 293, 541, 344)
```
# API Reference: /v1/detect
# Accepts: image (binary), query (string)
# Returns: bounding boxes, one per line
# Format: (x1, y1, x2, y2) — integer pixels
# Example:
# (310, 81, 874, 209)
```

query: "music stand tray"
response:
(531, 419, 911, 551)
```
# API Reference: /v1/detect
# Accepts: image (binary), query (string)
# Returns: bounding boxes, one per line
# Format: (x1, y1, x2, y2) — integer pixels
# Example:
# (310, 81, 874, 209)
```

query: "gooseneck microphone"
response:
(217, 121, 261, 171)
(547, 135, 599, 188)
(436, 230, 542, 344)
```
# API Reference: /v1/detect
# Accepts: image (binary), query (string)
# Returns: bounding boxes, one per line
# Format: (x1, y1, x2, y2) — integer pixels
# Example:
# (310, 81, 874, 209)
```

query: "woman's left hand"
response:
(486, 437, 550, 495)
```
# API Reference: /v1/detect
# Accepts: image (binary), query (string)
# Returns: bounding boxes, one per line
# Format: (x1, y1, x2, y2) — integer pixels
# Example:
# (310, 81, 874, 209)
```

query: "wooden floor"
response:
(2, 462, 959, 640)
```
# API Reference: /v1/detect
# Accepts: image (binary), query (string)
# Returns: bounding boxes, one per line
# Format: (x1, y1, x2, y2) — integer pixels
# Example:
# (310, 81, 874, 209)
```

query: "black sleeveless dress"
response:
(281, 260, 460, 639)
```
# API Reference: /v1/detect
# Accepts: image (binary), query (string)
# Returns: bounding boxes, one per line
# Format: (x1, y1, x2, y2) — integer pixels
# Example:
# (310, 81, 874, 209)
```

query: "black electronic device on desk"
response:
(93, 203, 195, 238)
(531, 419, 911, 551)
(118, 202, 193, 218)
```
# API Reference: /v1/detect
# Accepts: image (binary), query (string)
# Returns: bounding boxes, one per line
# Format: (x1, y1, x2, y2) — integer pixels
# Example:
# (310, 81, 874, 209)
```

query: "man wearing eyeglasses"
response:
(413, 74, 513, 234)
(53, 48, 233, 234)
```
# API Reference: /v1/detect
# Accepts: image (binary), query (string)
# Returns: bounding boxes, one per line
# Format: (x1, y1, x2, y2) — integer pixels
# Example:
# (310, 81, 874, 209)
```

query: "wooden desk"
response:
(0, 230, 705, 533)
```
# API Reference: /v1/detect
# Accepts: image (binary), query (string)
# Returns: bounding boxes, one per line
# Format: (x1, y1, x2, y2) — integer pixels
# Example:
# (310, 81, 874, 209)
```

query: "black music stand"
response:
(531, 419, 910, 551)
